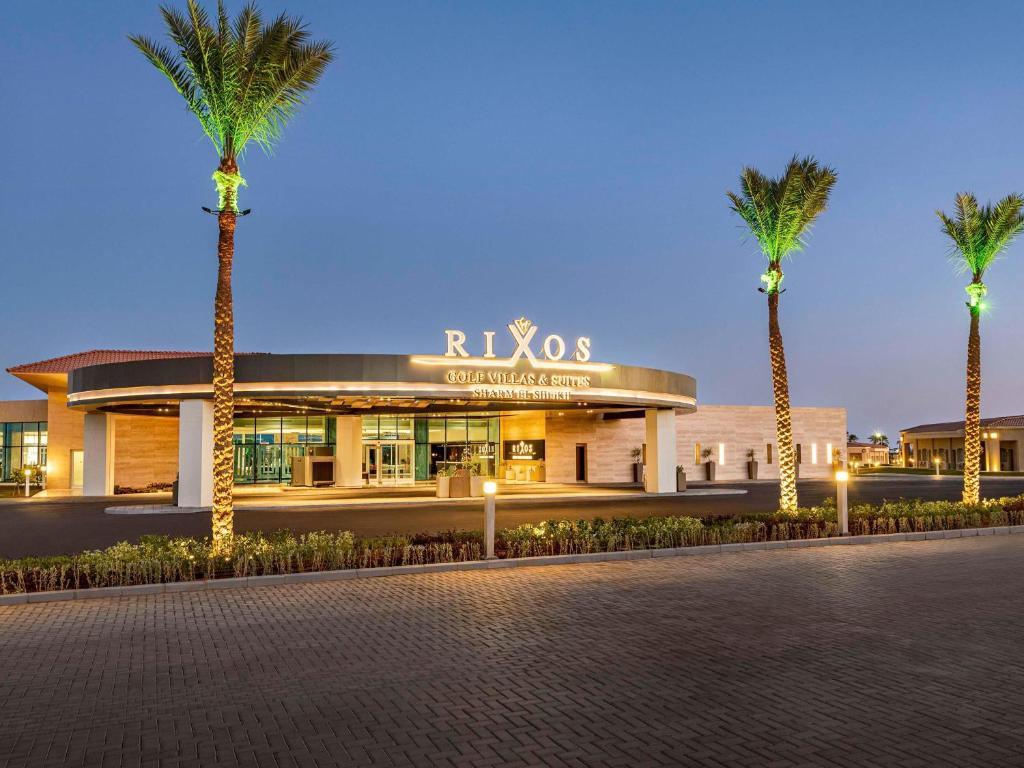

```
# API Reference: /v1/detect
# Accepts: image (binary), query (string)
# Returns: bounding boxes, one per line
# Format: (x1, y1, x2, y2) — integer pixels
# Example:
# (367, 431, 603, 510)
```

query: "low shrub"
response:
(4, 494, 1024, 595)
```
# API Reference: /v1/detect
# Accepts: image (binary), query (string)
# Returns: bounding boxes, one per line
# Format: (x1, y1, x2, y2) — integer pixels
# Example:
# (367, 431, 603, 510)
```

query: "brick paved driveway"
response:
(2, 537, 1024, 767)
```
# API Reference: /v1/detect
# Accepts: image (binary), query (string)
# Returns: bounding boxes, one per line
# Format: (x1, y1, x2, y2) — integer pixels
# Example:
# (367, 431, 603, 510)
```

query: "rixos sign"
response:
(409, 318, 612, 400)
(444, 317, 592, 364)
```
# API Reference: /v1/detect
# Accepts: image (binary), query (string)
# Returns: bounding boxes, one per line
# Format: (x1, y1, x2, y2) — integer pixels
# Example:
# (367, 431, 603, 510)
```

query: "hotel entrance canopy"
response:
(66, 353, 697, 416)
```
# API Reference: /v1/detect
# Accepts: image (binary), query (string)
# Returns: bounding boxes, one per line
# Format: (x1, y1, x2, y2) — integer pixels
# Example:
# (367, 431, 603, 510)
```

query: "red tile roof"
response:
(902, 415, 1024, 434)
(7, 350, 215, 375)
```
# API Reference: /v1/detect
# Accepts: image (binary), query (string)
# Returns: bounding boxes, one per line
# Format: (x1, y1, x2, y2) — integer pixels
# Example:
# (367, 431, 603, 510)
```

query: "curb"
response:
(3, 524, 1024, 607)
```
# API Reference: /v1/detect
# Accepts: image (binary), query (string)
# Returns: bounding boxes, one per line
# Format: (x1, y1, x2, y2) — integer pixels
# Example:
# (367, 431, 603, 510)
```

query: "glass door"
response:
(364, 441, 415, 486)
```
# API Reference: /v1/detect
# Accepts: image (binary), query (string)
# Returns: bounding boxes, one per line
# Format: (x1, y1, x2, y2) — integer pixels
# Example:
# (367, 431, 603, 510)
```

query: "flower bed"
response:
(3, 495, 1024, 595)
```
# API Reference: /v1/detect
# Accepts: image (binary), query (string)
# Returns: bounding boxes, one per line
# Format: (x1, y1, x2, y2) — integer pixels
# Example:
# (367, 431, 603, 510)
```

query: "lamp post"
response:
(483, 480, 497, 560)
(23, 468, 31, 498)
(835, 469, 849, 535)
(934, 455, 941, 477)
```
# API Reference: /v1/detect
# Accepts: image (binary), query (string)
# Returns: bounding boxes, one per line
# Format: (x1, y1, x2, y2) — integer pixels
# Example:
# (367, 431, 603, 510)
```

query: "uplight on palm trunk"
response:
(130, 0, 333, 549)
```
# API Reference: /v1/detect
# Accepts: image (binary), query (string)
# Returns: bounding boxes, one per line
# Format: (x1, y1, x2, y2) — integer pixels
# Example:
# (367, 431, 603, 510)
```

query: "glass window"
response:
(255, 417, 280, 445)
(5, 422, 23, 447)
(378, 417, 399, 440)
(281, 416, 307, 444)
(445, 417, 467, 444)
(233, 417, 256, 444)
(395, 417, 413, 441)
(488, 417, 500, 445)
(306, 416, 326, 444)
(23, 424, 40, 447)
(361, 416, 379, 440)
(468, 417, 489, 442)
(39, 422, 47, 446)
(427, 418, 446, 444)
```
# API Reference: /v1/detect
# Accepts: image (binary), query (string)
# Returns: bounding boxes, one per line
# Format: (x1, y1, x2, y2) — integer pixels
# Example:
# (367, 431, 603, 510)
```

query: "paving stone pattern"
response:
(2, 536, 1024, 767)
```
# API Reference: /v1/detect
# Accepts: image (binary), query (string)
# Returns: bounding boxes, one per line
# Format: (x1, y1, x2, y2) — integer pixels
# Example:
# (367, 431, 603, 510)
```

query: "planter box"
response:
(747, 460, 758, 480)
(705, 462, 716, 482)
(470, 476, 485, 497)
(450, 470, 471, 498)
(435, 476, 450, 498)
(676, 469, 686, 492)
(632, 463, 643, 483)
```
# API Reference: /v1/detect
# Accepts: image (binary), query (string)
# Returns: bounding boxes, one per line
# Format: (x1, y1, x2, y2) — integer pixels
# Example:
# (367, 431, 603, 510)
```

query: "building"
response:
(846, 441, 889, 467)
(900, 416, 1024, 471)
(1, 318, 846, 503)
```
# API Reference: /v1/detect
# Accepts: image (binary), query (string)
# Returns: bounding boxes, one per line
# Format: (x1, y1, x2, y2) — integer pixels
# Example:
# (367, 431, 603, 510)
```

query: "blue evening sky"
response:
(3, 0, 1024, 439)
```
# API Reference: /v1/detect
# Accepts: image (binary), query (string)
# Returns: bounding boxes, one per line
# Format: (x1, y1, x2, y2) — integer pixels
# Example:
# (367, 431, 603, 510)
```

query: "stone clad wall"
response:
(545, 405, 847, 484)
(113, 414, 179, 489)
(675, 405, 847, 482)
(545, 413, 644, 483)
(46, 390, 84, 490)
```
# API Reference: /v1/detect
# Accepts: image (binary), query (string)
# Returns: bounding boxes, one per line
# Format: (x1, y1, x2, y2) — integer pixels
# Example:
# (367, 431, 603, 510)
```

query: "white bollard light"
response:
(24, 468, 31, 498)
(934, 456, 941, 477)
(835, 469, 849, 536)
(483, 480, 497, 560)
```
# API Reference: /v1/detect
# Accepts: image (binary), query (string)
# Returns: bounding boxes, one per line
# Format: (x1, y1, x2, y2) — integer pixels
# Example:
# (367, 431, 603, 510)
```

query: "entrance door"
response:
(1001, 445, 1015, 472)
(575, 444, 587, 482)
(364, 441, 414, 485)
(70, 449, 84, 488)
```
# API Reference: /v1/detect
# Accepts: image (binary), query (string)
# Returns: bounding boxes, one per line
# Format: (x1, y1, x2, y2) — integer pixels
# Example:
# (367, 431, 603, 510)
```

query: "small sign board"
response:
(503, 439, 545, 461)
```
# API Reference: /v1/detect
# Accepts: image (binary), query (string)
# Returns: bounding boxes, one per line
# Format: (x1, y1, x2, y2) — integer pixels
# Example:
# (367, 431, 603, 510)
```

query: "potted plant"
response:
(536, 460, 546, 482)
(746, 449, 758, 480)
(701, 447, 715, 481)
(631, 447, 643, 483)
(676, 464, 687, 492)
(505, 463, 515, 481)
(435, 466, 453, 498)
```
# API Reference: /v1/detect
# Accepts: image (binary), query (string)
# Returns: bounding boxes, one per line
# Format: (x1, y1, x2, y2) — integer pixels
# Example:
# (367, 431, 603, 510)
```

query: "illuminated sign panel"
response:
(411, 317, 610, 402)
(503, 440, 545, 461)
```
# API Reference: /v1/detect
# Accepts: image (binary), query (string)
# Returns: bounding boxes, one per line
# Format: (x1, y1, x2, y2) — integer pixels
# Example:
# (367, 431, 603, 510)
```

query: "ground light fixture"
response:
(835, 470, 849, 535)
(483, 481, 497, 560)
(934, 456, 942, 477)
(23, 467, 32, 497)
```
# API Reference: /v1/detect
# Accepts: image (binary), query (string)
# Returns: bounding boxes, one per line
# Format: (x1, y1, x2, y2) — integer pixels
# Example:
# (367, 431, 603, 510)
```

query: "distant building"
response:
(899, 416, 1024, 471)
(847, 441, 889, 467)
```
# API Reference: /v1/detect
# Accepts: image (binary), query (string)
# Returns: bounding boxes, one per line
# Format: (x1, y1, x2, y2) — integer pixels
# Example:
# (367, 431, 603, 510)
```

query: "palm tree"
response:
(937, 192, 1024, 504)
(870, 432, 888, 446)
(130, 1, 333, 548)
(727, 156, 837, 513)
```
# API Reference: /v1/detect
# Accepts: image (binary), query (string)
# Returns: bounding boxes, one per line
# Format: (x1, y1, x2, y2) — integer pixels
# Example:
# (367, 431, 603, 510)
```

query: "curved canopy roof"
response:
(66, 353, 697, 417)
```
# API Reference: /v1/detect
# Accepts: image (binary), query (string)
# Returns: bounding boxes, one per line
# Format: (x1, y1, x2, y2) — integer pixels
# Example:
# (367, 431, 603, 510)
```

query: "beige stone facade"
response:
(900, 417, 1024, 472)
(542, 405, 846, 484)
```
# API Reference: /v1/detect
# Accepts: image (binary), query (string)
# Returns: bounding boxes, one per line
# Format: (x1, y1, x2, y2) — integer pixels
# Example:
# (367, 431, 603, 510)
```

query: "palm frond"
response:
(130, 0, 334, 162)
(937, 191, 1024, 280)
(726, 155, 837, 267)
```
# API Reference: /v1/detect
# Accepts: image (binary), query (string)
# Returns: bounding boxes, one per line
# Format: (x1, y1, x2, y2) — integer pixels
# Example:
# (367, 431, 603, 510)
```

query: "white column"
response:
(83, 412, 116, 496)
(178, 400, 214, 508)
(644, 408, 677, 494)
(986, 438, 1001, 472)
(334, 416, 363, 487)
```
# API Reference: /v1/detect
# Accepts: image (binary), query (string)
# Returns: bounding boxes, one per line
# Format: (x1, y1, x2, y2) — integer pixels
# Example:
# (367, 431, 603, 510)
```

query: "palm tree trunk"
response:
(962, 306, 982, 504)
(211, 161, 237, 550)
(768, 290, 798, 513)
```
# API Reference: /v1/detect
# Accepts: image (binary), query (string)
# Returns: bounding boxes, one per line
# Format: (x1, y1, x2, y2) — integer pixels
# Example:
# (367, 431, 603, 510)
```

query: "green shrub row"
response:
(3, 495, 1023, 595)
